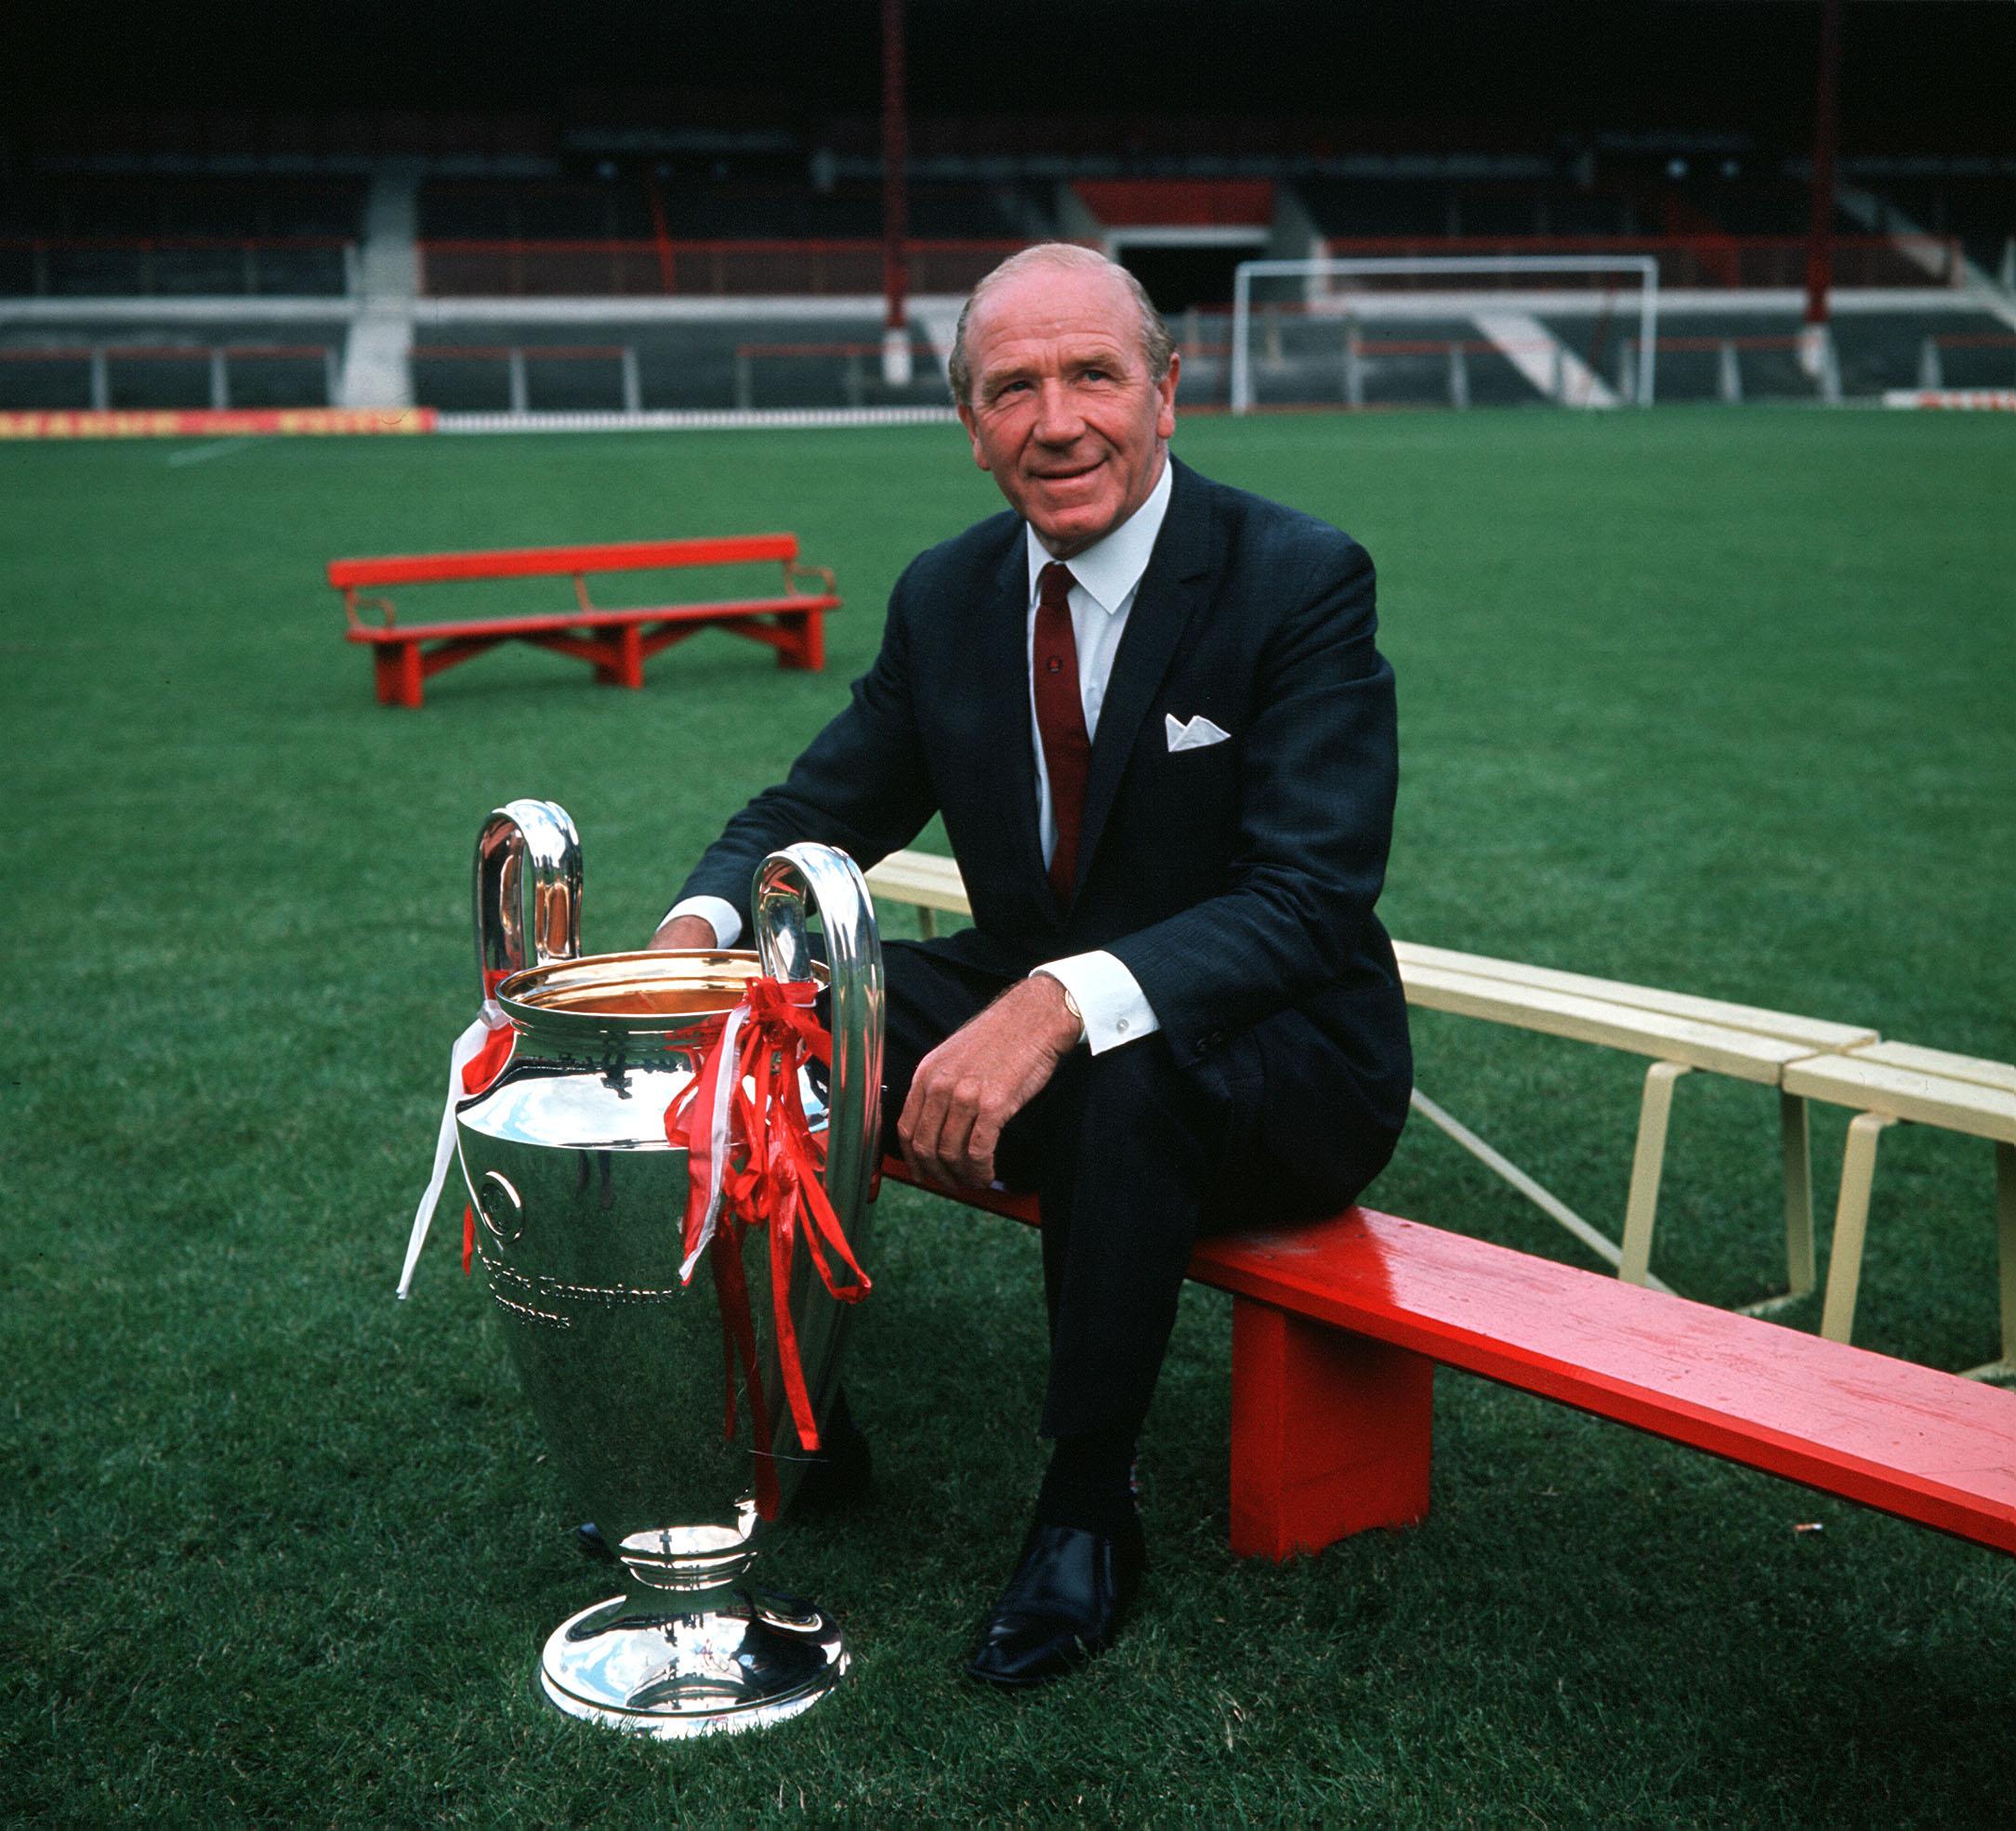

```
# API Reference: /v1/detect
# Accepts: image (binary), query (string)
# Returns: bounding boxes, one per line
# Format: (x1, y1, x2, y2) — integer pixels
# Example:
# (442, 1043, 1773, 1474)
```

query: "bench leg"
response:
(1618, 1060, 1690, 1286)
(781, 610, 824, 671)
(1819, 1111, 1894, 1343)
(373, 640, 424, 708)
(1229, 1298, 1432, 1561)
(593, 626, 644, 689)
(1964, 1140, 2016, 1383)
(1746, 1090, 1818, 1315)
(1780, 1090, 1817, 1298)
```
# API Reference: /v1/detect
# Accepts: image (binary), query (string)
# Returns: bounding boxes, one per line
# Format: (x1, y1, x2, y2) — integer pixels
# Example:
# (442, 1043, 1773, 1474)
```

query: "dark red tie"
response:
(1033, 560, 1090, 901)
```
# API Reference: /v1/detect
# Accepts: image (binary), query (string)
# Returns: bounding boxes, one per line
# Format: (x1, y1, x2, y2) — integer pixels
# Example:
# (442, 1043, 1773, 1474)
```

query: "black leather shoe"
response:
(573, 1521, 615, 1563)
(963, 1515, 1146, 1690)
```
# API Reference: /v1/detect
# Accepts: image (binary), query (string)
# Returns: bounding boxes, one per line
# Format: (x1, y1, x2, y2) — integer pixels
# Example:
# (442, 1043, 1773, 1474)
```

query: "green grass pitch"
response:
(4, 406, 2012, 1824)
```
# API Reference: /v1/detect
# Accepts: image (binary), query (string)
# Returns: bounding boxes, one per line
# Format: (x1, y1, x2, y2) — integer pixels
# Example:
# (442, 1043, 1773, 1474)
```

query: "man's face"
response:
(955, 263, 1179, 559)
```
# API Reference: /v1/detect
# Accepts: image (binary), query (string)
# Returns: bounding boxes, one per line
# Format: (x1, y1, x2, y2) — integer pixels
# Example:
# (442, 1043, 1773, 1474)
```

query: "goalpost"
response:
(1229, 255, 1661, 413)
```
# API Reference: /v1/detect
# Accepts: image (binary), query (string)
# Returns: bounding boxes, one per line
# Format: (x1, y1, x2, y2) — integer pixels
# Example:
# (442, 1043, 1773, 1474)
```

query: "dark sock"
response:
(1034, 1428, 1140, 1537)
(821, 1384, 860, 1457)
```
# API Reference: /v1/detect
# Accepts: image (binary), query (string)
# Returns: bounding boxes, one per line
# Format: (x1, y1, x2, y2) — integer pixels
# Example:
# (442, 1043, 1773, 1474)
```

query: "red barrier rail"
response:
(416, 236, 1036, 297)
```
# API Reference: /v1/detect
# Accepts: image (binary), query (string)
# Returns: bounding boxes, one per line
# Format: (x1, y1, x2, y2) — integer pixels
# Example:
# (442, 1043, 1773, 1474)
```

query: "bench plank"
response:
(1847, 1041, 2016, 1098)
(339, 594, 838, 646)
(1394, 941, 1877, 1052)
(1197, 1207, 2016, 1553)
(1401, 962, 1808, 1084)
(884, 1163, 2016, 1555)
(864, 850, 972, 915)
(1784, 1054, 2016, 1143)
(327, 533, 799, 588)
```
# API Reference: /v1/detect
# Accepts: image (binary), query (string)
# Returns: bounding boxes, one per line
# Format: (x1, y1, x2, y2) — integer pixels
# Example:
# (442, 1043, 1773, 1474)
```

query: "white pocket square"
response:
(1166, 713, 1232, 753)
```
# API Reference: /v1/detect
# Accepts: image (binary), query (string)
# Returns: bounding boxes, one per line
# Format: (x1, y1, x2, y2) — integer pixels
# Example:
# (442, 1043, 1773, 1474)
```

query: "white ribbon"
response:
(678, 999, 749, 1284)
(395, 1000, 507, 1299)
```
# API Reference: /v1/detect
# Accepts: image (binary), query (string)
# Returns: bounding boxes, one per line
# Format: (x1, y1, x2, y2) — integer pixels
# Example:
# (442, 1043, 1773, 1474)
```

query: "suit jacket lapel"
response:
(1071, 457, 1216, 896)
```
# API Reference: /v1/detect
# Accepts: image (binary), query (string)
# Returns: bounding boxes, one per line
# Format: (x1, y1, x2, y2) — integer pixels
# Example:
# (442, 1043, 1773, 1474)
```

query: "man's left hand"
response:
(897, 975, 1082, 1189)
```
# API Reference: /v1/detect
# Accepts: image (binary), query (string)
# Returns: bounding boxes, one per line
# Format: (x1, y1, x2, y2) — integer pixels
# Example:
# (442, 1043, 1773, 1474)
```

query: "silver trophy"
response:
(450, 798, 882, 1738)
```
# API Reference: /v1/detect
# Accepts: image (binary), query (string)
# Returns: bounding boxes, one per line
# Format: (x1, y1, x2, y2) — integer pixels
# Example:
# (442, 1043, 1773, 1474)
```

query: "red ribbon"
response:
(665, 976, 871, 1516)
(462, 968, 516, 1276)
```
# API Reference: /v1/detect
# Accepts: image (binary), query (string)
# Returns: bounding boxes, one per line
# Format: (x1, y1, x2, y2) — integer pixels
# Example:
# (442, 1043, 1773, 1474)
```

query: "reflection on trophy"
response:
(436, 797, 883, 1739)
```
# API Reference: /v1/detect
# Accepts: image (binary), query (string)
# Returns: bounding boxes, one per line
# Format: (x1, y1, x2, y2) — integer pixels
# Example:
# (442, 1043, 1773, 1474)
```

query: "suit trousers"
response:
(876, 938, 1402, 1444)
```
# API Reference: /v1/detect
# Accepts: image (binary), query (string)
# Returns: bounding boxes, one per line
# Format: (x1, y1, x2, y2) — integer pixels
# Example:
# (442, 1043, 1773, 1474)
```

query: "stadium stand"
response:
(0, 175, 364, 296)
(5, 96, 2009, 416)
(1852, 170, 2016, 280)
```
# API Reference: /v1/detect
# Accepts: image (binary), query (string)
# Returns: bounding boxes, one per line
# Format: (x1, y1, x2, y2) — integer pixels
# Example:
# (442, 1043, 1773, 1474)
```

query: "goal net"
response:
(1228, 256, 1660, 413)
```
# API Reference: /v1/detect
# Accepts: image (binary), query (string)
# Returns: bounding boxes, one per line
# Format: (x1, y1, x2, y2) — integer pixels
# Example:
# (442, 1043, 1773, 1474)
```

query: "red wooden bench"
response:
(883, 1162, 2016, 1561)
(327, 533, 840, 707)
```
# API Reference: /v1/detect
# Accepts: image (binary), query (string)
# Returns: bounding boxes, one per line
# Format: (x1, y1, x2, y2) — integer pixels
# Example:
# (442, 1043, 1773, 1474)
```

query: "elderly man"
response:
(649, 244, 1410, 1687)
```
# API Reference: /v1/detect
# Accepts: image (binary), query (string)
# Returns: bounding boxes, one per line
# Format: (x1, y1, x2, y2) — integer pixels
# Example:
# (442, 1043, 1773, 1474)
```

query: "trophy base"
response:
(537, 1587, 849, 1740)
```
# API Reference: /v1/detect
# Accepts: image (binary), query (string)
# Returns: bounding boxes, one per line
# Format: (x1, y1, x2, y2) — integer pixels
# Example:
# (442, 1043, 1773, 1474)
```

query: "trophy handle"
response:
(753, 844, 884, 1228)
(473, 798, 583, 994)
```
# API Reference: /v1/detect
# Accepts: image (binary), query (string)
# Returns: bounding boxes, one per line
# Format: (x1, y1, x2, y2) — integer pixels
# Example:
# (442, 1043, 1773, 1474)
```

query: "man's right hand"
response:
(646, 914, 720, 952)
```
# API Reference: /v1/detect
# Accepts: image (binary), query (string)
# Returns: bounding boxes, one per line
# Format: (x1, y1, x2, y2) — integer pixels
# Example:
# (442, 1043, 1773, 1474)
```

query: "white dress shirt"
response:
(666, 454, 1173, 1056)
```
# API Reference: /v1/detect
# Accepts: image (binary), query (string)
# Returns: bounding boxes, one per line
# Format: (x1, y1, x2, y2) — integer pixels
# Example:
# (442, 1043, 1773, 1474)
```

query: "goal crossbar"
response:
(1230, 255, 1660, 412)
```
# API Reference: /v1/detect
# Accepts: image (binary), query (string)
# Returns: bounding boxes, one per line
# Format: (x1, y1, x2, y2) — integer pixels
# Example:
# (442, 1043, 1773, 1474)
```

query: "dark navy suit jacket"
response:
(681, 455, 1411, 1146)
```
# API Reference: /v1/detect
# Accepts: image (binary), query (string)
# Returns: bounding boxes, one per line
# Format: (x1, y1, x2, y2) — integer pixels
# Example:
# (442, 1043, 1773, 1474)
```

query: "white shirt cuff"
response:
(1033, 952, 1160, 1055)
(661, 894, 742, 949)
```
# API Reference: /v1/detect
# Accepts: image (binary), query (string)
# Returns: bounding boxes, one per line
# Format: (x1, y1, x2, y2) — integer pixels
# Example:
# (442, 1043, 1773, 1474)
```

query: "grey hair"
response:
(946, 243, 1175, 408)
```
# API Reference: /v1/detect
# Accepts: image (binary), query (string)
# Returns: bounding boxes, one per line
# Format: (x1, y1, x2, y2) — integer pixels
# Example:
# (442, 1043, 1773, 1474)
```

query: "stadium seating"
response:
(5, 123, 2004, 413)
(0, 175, 364, 298)
(1851, 172, 2016, 277)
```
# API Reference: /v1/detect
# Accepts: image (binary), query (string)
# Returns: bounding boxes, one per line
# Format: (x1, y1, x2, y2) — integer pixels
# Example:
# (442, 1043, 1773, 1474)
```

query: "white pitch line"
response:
(166, 437, 257, 468)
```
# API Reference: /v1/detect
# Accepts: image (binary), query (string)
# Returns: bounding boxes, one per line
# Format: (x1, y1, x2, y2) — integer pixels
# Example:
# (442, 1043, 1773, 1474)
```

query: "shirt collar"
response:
(1023, 452, 1174, 616)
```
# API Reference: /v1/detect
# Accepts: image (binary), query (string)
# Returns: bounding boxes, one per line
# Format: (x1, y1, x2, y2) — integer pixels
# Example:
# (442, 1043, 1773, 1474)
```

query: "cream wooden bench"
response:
(1784, 1044, 2016, 1377)
(1392, 943, 1878, 1306)
(860, 851, 1863, 1304)
(861, 849, 2012, 1377)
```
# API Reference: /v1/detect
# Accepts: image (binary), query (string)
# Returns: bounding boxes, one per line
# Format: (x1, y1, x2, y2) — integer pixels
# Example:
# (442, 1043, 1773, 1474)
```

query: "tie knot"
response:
(1039, 561, 1075, 610)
